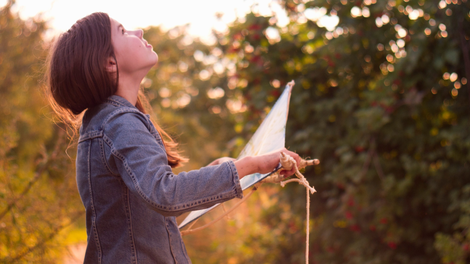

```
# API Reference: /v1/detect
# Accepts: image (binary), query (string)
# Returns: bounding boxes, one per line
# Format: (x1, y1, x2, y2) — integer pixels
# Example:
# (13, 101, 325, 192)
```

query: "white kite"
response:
(179, 81, 318, 263)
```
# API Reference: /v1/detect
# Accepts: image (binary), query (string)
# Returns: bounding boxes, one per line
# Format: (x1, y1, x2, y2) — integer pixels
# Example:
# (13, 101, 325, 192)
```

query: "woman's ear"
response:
(106, 57, 117, 73)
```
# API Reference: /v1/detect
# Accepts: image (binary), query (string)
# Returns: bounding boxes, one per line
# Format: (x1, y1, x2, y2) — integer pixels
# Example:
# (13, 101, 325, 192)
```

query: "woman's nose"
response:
(131, 29, 143, 38)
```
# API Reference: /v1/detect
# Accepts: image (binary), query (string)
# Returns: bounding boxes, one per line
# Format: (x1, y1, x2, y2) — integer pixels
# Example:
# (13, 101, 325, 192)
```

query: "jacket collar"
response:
(106, 95, 136, 108)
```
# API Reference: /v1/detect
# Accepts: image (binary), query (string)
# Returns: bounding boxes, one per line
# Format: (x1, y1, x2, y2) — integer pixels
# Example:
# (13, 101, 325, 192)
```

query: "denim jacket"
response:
(76, 95, 243, 263)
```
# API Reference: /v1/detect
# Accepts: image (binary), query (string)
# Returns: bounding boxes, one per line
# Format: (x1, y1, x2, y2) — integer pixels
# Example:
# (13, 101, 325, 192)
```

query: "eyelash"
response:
(121, 28, 126, 34)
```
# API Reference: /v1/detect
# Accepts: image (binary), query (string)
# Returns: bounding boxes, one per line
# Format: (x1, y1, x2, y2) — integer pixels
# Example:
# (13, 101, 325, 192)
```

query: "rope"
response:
(275, 153, 316, 264)
(181, 153, 319, 264)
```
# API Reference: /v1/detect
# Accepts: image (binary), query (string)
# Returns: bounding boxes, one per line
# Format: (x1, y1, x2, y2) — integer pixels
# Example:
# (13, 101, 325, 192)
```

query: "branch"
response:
(360, 137, 376, 179)
(0, 130, 65, 220)
(373, 153, 385, 180)
(459, 17, 470, 115)
(6, 210, 84, 263)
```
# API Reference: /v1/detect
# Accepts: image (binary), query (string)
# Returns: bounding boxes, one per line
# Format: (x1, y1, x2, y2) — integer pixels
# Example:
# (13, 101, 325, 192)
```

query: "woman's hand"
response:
(257, 148, 301, 177)
(207, 157, 236, 166)
(234, 148, 301, 179)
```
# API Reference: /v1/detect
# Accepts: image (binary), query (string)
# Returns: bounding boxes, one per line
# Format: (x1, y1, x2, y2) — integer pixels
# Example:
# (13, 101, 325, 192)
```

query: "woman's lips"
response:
(143, 40, 152, 48)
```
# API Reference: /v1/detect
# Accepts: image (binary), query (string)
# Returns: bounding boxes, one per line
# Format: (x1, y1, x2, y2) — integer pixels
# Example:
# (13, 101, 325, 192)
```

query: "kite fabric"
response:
(178, 81, 294, 229)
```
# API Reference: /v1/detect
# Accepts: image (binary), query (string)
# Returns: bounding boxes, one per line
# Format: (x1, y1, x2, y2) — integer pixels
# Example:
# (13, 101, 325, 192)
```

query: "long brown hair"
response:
(46, 12, 186, 167)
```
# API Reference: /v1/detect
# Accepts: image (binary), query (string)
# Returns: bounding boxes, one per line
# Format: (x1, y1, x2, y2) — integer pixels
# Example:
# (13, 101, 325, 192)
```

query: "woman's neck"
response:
(115, 75, 142, 106)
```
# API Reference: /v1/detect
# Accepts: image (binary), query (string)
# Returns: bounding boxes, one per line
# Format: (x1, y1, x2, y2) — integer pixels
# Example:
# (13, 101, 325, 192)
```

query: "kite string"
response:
(277, 156, 316, 264)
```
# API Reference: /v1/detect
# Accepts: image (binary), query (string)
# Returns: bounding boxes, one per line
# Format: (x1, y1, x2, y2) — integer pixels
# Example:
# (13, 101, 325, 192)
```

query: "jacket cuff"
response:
(226, 160, 244, 199)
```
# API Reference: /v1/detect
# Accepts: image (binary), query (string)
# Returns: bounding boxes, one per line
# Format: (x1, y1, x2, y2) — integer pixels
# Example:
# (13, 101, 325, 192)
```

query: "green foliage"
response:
(206, 0, 470, 263)
(0, 3, 83, 263)
(2, 0, 470, 263)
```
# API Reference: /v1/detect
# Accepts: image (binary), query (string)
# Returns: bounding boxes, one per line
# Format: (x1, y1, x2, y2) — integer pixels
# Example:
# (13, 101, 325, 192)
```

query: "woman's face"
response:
(109, 18, 158, 75)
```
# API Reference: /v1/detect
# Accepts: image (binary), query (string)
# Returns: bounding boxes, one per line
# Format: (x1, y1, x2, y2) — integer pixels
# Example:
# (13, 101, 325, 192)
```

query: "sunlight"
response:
(317, 15, 339, 31)
(304, 7, 339, 31)
(5, 0, 269, 37)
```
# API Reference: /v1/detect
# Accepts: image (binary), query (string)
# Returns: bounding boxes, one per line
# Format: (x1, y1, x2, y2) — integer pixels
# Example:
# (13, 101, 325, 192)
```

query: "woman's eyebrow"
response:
(117, 24, 123, 31)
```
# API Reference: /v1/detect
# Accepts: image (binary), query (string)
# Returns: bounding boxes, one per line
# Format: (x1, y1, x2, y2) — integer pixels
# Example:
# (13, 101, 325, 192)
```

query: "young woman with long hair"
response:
(46, 12, 300, 263)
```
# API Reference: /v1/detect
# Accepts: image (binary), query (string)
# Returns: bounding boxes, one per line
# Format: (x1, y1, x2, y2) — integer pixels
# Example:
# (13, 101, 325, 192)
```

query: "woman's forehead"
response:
(110, 18, 123, 29)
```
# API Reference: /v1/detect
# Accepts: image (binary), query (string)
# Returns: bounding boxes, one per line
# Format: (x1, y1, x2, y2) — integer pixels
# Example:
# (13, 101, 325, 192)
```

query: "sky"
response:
(1, 0, 290, 41)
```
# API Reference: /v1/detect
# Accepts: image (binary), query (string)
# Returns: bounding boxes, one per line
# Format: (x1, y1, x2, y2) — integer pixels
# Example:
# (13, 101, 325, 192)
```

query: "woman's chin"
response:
(151, 53, 159, 67)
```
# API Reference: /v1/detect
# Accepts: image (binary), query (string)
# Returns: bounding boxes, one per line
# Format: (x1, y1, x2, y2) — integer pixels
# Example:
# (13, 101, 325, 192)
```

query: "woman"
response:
(47, 12, 300, 263)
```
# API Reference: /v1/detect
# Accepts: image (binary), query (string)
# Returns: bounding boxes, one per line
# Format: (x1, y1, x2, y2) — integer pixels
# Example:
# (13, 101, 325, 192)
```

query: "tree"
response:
(3, 0, 470, 262)
(0, 2, 83, 263)
(208, 0, 470, 263)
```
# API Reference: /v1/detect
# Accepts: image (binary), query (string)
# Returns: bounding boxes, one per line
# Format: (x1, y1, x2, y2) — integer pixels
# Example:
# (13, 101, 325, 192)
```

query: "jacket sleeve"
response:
(102, 111, 243, 217)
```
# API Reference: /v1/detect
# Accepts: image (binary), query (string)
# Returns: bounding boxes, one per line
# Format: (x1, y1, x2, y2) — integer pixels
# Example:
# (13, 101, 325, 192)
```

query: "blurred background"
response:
(1, 0, 469, 263)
